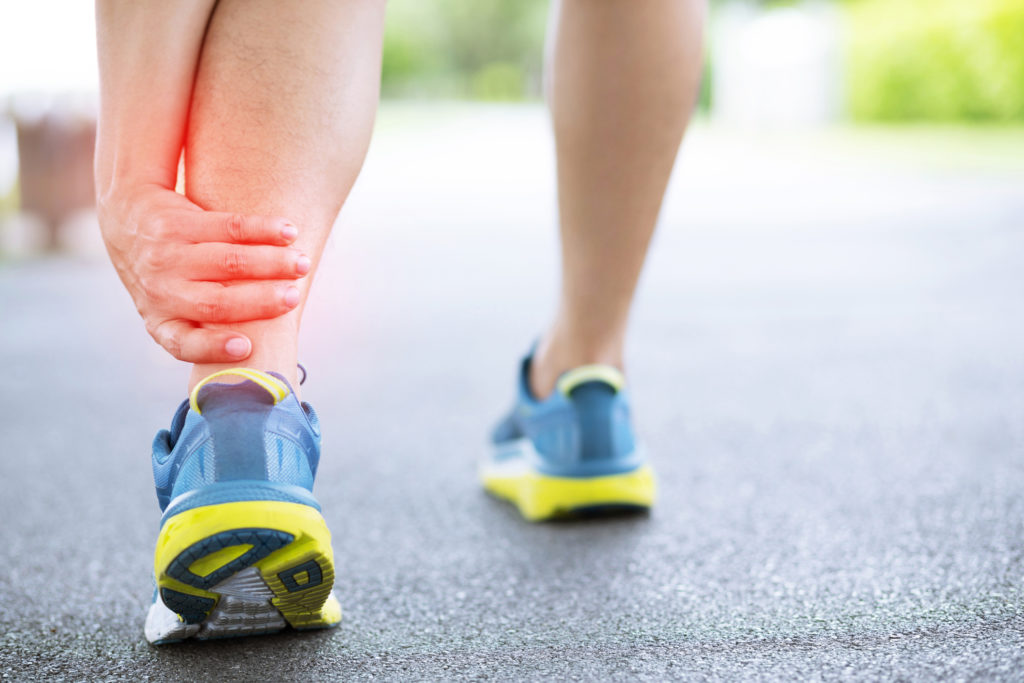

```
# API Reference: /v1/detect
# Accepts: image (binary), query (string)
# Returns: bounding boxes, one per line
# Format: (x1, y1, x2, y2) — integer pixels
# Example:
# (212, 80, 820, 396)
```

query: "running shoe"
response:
(483, 353, 656, 521)
(144, 368, 341, 644)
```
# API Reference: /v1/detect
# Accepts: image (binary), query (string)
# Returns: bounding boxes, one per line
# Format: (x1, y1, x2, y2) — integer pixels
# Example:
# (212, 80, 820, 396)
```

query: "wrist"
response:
(94, 131, 180, 205)
(95, 166, 176, 211)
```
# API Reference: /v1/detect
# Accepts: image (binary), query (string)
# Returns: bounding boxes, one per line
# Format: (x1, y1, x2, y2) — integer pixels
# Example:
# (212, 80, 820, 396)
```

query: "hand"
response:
(98, 183, 310, 363)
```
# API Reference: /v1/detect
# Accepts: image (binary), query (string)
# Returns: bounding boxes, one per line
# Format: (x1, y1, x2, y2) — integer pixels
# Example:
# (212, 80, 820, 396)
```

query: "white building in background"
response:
(711, 1, 844, 128)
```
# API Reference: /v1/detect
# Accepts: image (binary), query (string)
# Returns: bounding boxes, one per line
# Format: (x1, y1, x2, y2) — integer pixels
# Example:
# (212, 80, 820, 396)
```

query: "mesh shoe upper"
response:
(152, 371, 322, 520)
(490, 354, 644, 477)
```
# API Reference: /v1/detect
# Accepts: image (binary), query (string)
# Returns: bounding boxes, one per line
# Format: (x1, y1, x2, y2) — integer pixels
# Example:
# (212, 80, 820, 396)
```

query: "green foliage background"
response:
(846, 0, 1024, 121)
(379, 0, 1024, 122)
(382, 0, 548, 100)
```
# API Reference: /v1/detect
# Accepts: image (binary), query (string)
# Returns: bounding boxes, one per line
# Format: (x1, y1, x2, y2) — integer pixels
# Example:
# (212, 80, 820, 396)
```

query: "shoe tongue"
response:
(555, 364, 625, 396)
(189, 368, 290, 415)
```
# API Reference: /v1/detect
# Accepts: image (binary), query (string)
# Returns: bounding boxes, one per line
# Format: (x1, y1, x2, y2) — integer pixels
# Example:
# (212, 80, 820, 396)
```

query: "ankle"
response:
(189, 364, 301, 398)
(188, 318, 302, 395)
(529, 330, 624, 400)
(189, 353, 301, 397)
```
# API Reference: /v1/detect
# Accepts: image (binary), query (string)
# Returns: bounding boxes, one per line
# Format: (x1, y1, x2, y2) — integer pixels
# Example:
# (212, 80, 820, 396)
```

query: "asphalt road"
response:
(2, 107, 1023, 680)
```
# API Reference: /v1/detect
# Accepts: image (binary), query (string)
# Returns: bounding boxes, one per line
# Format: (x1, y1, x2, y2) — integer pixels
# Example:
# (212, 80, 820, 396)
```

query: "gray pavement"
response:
(1, 106, 1023, 680)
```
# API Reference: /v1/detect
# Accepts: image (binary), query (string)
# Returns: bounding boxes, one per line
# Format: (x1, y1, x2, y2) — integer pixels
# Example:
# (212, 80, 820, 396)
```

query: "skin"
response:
(95, 1, 305, 370)
(183, 0, 385, 390)
(95, 0, 705, 396)
(530, 0, 707, 398)
(95, 0, 385, 391)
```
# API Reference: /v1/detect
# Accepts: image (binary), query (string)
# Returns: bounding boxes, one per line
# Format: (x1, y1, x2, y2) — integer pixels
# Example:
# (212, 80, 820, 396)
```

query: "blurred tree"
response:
(847, 0, 1024, 121)
(380, 0, 1024, 123)
(381, 0, 547, 100)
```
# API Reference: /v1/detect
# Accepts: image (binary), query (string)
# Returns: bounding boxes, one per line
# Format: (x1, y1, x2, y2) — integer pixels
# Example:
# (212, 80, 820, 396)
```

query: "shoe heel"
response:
(153, 500, 340, 632)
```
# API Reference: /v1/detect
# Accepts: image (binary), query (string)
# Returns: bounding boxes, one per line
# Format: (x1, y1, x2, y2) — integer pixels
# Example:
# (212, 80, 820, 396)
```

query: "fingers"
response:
(185, 243, 312, 281)
(172, 211, 300, 246)
(104, 187, 310, 363)
(148, 319, 253, 364)
(164, 281, 302, 324)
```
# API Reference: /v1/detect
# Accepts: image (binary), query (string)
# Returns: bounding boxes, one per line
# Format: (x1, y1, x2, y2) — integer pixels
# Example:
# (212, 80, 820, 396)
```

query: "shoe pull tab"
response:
(555, 364, 626, 397)
(189, 368, 290, 415)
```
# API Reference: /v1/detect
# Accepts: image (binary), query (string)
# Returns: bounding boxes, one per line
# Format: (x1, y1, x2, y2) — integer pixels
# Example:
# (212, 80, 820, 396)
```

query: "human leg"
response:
(140, 0, 385, 642)
(184, 0, 386, 391)
(530, 0, 707, 397)
(483, 0, 705, 520)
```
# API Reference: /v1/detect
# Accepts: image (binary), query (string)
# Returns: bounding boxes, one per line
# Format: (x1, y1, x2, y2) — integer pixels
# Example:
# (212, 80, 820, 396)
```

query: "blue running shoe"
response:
(483, 354, 656, 521)
(144, 368, 341, 644)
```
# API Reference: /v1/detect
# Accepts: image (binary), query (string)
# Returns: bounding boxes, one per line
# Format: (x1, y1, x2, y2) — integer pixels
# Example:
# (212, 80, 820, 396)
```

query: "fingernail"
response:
(284, 287, 301, 307)
(296, 255, 311, 275)
(281, 224, 298, 241)
(225, 337, 250, 358)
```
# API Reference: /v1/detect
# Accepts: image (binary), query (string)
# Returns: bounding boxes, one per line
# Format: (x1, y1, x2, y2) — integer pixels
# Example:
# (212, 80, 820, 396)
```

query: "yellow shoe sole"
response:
(148, 500, 340, 642)
(481, 464, 656, 522)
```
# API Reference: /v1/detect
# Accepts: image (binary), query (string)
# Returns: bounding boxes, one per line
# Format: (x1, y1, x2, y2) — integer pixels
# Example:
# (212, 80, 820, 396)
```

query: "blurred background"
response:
(2, 3, 1024, 676)
(1, 0, 1023, 254)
